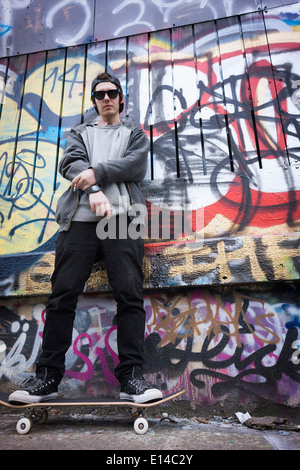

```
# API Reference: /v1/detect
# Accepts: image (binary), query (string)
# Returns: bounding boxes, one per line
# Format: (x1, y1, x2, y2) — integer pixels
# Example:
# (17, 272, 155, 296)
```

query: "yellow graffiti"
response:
(164, 237, 266, 282)
(0, 56, 105, 256)
(164, 234, 300, 283)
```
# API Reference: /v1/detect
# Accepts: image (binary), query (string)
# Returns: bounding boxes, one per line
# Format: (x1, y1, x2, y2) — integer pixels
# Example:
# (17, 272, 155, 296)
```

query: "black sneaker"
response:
(120, 370, 163, 404)
(8, 375, 59, 404)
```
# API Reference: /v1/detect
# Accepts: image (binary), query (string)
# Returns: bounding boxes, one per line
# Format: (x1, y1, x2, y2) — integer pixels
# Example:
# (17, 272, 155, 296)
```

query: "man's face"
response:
(94, 82, 123, 121)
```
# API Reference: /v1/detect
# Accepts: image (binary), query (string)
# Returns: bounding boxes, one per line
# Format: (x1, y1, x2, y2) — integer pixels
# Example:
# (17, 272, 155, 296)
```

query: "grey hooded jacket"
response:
(55, 122, 149, 231)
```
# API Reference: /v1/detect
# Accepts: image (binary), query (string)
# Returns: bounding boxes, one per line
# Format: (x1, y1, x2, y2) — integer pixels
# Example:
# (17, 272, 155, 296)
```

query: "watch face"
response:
(86, 184, 101, 195)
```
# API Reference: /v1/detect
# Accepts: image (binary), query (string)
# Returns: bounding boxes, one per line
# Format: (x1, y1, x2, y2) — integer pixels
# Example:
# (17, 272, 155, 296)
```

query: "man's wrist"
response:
(86, 184, 102, 195)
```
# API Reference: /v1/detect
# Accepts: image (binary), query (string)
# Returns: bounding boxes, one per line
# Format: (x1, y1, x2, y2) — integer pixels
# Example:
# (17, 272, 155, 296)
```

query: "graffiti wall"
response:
(1, 1, 300, 409)
(1, 284, 300, 408)
(1, 0, 290, 57)
(1, 3, 300, 294)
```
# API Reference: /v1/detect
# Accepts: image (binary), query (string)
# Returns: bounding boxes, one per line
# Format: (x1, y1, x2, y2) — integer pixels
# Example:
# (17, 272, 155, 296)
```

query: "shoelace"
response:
(21, 376, 36, 387)
(128, 377, 152, 393)
(21, 376, 55, 392)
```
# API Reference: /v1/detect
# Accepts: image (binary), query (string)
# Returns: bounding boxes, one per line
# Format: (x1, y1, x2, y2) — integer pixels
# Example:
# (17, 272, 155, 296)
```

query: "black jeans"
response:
(37, 218, 146, 385)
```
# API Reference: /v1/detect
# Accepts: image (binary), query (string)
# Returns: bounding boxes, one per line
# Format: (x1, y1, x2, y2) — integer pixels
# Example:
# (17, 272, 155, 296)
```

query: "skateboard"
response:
(0, 389, 185, 435)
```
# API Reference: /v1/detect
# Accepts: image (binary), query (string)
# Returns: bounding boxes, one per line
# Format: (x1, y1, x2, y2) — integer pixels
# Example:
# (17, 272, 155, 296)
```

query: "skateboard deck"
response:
(0, 389, 185, 435)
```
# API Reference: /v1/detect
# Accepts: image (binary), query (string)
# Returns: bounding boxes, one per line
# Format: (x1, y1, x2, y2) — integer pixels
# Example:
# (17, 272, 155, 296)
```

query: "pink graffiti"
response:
(65, 333, 94, 380)
(95, 326, 119, 386)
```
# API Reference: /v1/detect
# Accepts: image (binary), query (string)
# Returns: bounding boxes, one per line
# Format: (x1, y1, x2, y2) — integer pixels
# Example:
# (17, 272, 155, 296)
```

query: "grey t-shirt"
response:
(72, 122, 132, 222)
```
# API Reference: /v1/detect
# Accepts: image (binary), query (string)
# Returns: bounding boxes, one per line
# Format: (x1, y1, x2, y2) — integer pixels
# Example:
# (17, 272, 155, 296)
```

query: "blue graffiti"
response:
(0, 25, 11, 37)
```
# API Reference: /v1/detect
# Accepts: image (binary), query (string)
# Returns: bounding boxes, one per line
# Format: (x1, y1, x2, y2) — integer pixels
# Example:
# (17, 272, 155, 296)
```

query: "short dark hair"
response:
(91, 72, 124, 114)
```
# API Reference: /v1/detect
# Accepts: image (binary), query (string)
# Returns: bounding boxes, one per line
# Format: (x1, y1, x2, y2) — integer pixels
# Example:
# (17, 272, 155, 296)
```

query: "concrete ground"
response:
(0, 407, 299, 452)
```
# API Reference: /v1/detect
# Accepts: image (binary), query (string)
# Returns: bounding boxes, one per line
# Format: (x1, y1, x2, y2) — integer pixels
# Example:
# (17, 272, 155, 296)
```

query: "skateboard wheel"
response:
(134, 417, 149, 435)
(16, 417, 32, 435)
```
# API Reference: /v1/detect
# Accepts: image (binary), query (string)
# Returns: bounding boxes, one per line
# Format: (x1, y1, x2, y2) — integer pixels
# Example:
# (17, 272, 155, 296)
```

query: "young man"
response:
(9, 72, 163, 405)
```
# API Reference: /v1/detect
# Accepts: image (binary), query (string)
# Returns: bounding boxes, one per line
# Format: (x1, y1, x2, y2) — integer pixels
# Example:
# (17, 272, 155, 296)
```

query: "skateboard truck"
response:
(16, 408, 49, 435)
(131, 407, 177, 428)
(128, 406, 149, 434)
(160, 412, 177, 424)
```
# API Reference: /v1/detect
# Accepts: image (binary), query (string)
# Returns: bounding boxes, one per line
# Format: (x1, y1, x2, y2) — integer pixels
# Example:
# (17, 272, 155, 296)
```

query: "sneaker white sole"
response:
(8, 390, 58, 404)
(120, 389, 163, 404)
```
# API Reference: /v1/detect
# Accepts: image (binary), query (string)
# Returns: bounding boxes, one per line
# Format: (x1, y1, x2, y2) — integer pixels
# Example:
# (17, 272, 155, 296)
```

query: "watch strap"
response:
(86, 184, 102, 195)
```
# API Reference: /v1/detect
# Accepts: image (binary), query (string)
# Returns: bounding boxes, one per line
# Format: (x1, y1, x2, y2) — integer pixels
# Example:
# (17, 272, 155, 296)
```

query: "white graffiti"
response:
(45, 0, 92, 46)
(0, 0, 32, 55)
(151, 0, 193, 23)
(0, 318, 43, 383)
(292, 340, 300, 364)
(0, 0, 267, 57)
(112, 0, 155, 36)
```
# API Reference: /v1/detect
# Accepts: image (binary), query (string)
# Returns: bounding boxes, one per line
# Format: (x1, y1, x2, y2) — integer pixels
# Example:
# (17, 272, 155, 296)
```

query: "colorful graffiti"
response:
(1, 286, 300, 406)
(1, 6, 300, 294)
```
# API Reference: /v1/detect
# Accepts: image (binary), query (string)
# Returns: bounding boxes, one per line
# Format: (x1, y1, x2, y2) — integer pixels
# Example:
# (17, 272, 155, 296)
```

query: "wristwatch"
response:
(85, 184, 102, 195)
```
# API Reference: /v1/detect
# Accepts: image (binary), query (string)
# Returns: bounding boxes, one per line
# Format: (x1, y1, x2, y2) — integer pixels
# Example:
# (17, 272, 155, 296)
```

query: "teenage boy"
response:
(9, 72, 163, 405)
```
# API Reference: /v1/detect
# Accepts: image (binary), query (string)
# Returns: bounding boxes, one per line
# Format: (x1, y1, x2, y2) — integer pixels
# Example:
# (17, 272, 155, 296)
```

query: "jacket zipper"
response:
(126, 182, 133, 206)
(125, 130, 134, 207)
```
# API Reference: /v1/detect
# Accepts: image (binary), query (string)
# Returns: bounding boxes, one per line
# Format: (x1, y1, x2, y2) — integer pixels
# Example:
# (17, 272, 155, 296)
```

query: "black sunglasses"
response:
(92, 89, 120, 100)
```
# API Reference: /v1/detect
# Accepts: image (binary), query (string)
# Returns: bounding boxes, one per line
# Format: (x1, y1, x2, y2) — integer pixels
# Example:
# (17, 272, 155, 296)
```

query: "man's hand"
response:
(89, 191, 112, 219)
(71, 169, 96, 191)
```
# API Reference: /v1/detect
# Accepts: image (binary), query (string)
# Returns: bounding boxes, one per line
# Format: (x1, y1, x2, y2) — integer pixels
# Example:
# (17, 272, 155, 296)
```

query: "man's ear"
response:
(119, 97, 124, 113)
